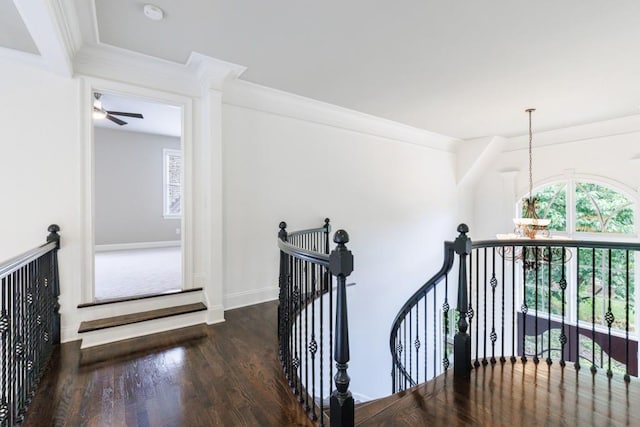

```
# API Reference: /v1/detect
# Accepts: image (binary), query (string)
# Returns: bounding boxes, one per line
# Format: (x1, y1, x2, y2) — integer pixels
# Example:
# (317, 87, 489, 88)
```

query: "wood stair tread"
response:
(77, 287, 203, 308)
(78, 302, 207, 333)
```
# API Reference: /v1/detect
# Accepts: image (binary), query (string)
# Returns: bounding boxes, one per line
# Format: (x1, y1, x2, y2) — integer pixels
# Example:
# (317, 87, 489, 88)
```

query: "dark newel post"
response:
(278, 222, 288, 361)
(329, 230, 354, 427)
(47, 224, 61, 344)
(454, 224, 472, 379)
(324, 218, 331, 255)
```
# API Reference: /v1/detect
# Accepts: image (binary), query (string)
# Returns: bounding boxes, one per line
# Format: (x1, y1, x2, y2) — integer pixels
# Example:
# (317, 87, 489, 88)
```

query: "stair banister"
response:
(329, 230, 354, 427)
(453, 224, 472, 379)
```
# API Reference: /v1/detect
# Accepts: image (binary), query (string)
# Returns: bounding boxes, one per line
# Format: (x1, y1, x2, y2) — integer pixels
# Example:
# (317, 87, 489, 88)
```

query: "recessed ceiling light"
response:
(143, 4, 164, 21)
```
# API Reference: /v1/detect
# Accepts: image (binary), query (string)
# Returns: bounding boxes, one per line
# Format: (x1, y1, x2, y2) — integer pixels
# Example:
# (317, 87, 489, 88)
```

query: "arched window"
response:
(519, 180, 635, 237)
(517, 178, 638, 372)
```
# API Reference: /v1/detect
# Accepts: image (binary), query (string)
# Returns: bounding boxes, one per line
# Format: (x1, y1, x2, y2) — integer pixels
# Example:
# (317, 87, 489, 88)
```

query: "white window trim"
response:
(515, 177, 639, 338)
(163, 148, 182, 219)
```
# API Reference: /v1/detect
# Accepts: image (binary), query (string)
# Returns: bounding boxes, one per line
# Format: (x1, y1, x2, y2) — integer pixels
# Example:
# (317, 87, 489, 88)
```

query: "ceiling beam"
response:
(12, 0, 81, 77)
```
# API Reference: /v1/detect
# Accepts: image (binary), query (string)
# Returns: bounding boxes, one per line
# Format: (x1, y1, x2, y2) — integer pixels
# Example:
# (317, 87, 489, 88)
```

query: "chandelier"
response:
(513, 108, 551, 239)
(497, 109, 571, 267)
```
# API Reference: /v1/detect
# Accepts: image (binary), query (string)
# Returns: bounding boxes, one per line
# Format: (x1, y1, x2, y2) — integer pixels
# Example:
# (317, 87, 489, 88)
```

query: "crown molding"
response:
(503, 114, 640, 152)
(223, 79, 459, 153)
(74, 43, 203, 96)
(186, 52, 246, 91)
(53, 0, 83, 59)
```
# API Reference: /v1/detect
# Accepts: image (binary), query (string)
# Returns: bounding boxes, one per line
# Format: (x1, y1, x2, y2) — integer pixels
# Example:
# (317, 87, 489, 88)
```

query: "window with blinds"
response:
(163, 148, 182, 218)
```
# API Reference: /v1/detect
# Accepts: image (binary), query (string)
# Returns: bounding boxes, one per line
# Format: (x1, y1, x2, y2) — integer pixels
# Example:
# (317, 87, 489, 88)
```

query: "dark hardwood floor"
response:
(357, 360, 640, 426)
(24, 299, 640, 426)
(24, 301, 314, 427)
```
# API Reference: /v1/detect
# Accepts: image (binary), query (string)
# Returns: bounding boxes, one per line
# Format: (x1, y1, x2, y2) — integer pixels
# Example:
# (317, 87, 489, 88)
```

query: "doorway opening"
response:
(92, 91, 184, 301)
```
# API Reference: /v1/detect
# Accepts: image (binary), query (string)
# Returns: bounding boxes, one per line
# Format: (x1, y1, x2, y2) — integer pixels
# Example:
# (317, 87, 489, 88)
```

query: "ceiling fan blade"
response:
(106, 114, 127, 126)
(106, 111, 144, 119)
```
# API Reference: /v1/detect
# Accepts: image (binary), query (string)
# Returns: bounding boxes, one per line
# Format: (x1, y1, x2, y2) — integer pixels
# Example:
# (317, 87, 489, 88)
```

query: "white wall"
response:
(1, 57, 463, 400)
(94, 127, 180, 245)
(221, 88, 460, 398)
(472, 118, 640, 240)
(0, 60, 81, 341)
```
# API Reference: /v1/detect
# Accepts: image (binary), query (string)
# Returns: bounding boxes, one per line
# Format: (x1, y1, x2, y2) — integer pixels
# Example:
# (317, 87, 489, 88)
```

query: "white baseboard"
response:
(224, 287, 279, 311)
(95, 241, 181, 252)
(61, 325, 79, 343)
(206, 304, 225, 325)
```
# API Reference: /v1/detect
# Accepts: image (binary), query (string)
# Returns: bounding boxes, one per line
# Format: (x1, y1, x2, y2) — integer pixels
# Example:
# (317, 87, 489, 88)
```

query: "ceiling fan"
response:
(93, 92, 144, 126)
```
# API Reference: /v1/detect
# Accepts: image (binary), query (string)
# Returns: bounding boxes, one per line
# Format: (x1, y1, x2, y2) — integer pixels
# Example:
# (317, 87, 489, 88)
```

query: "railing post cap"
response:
(324, 218, 330, 226)
(48, 224, 60, 233)
(279, 221, 287, 230)
(334, 229, 349, 245)
(457, 223, 469, 234)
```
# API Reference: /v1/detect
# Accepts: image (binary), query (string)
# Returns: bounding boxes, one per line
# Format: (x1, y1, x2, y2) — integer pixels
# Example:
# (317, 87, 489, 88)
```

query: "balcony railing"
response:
(391, 224, 639, 391)
(0, 225, 61, 425)
(277, 219, 354, 426)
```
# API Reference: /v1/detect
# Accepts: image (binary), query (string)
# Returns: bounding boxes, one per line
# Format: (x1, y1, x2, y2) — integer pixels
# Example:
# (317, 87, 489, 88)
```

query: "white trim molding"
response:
(95, 241, 181, 252)
(223, 287, 280, 311)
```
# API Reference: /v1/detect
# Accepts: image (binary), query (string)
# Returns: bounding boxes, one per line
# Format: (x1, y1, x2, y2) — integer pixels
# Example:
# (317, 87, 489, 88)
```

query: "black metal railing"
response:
(389, 240, 456, 392)
(0, 225, 61, 425)
(391, 223, 640, 391)
(278, 219, 354, 426)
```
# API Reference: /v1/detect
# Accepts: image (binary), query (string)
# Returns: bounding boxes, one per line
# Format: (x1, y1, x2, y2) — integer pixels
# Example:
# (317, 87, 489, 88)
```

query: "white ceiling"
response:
(4, 1, 640, 140)
(93, 92, 182, 138)
(92, 0, 640, 140)
(0, 0, 38, 54)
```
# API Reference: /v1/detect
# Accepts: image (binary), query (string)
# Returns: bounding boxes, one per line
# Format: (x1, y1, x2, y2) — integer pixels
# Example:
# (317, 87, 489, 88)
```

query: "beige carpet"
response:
(94, 246, 182, 301)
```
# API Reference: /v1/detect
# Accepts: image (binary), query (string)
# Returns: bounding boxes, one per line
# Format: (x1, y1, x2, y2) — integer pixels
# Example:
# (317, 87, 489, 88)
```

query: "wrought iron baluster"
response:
(559, 248, 567, 367)
(521, 246, 528, 363)
(298, 258, 304, 402)
(415, 302, 419, 383)
(500, 247, 506, 364)
(432, 283, 436, 378)
(624, 250, 630, 383)
(474, 248, 479, 367)
(424, 294, 427, 382)
(546, 247, 552, 366)
(403, 318, 407, 388)
(511, 245, 516, 363)
(490, 248, 497, 365)
(534, 246, 539, 364)
(409, 310, 413, 383)
(1, 276, 8, 426)
(443, 273, 450, 371)
(311, 262, 318, 417)
(605, 249, 613, 378)
(591, 248, 597, 374)
(575, 249, 581, 371)
(304, 260, 310, 412)
(482, 247, 488, 366)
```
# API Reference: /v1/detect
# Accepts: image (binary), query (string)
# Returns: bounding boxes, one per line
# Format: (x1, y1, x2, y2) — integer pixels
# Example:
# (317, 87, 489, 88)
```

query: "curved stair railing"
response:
(278, 219, 355, 426)
(0, 225, 61, 424)
(389, 226, 461, 392)
(391, 223, 640, 391)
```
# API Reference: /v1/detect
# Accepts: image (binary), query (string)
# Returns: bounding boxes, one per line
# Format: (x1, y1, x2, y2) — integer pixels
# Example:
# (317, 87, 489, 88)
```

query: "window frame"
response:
(163, 148, 182, 219)
(515, 176, 639, 339)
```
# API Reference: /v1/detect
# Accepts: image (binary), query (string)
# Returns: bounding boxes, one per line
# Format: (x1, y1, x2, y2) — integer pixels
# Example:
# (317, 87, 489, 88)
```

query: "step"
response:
(78, 303, 208, 349)
(80, 323, 208, 365)
(78, 287, 203, 308)
(78, 302, 207, 333)
(77, 288, 206, 323)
